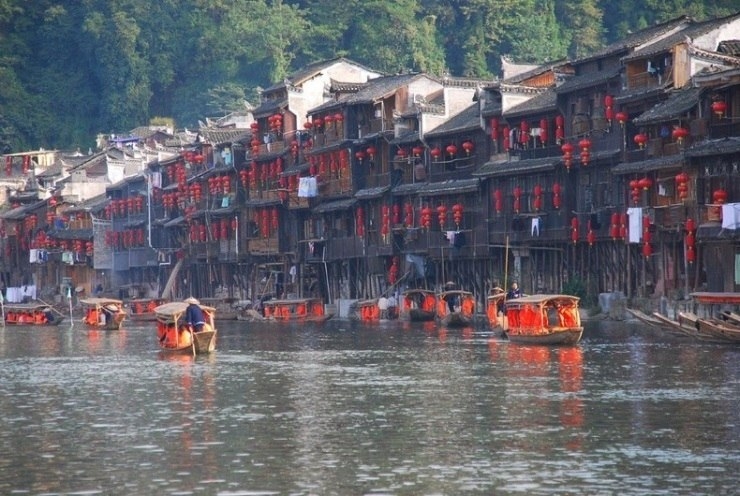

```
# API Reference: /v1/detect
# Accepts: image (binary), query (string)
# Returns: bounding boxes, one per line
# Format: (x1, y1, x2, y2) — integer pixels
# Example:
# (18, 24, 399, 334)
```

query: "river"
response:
(0, 317, 738, 495)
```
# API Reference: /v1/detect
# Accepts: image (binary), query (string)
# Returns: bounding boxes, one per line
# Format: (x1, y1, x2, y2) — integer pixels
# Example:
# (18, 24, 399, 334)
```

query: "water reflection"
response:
(0, 319, 738, 494)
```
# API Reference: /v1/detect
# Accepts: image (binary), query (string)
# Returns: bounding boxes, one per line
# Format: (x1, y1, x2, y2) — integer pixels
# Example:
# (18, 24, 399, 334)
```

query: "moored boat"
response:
(436, 290, 476, 328)
(262, 297, 331, 322)
(80, 298, 127, 330)
(154, 301, 217, 354)
(486, 291, 507, 330)
(2, 302, 64, 326)
(399, 289, 437, 322)
(127, 298, 168, 321)
(504, 294, 583, 345)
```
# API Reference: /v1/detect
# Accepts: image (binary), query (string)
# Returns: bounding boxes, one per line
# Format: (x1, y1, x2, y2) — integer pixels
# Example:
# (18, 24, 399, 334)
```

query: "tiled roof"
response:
(313, 198, 357, 214)
(355, 186, 390, 200)
(576, 15, 692, 64)
(685, 137, 740, 157)
(555, 66, 621, 94)
(391, 182, 425, 196)
(610, 155, 684, 175)
(0, 200, 46, 220)
(417, 178, 479, 196)
(264, 57, 379, 93)
(36, 162, 65, 178)
(49, 228, 94, 240)
(632, 87, 703, 125)
(197, 128, 251, 145)
(624, 12, 740, 62)
(340, 73, 433, 105)
(473, 156, 557, 178)
(718, 40, 740, 56)
(244, 198, 283, 207)
(252, 98, 288, 118)
(502, 60, 570, 85)
(504, 91, 558, 118)
(389, 130, 420, 145)
(424, 104, 481, 137)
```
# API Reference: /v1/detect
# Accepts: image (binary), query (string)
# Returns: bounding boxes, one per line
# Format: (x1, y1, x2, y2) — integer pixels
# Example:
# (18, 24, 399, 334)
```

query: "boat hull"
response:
(160, 329, 217, 354)
(506, 328, 583, 345)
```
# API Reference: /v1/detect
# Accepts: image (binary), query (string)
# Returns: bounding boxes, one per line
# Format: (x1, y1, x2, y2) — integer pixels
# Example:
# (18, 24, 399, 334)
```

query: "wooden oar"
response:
(190, 327, 196, 357)
(36, 298, 67, 317)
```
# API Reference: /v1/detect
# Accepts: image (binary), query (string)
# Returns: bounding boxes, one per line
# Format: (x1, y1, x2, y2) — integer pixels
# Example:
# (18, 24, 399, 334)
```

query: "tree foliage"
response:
(0, 0, 733, 150)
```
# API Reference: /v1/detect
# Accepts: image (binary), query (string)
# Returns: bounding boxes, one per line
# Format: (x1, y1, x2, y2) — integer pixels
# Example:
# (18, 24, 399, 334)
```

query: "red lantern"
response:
(490, 118, 499, 142)
(412, 145, 424, 157)
(672, 126, 689, 144)
(421, 206, 433, 229)
(430, 147, 441, 160)
(461, 141, 474, 155)
(638, 177, 652, 191)
(437, 204, 448, 229)
(533, 184, 542, 212)
(445, 144, 457, 157)
(355, 150, 366, 162)
(713, 189, 728, 205)
(587, 224, 596, 246)
(404, 202, 414, 228)
(604, 95, 614, 123)
(686, 244, 696, 264)
(494, 189, 503, 214)
(579, 137, 592, 166)
(366, 146, 377, 159)
(642, 242, 653, 258)
(561, 142, 574, 170)
(513, 186, 522, 214)
(610, 212, 620, 240)
(356, 206, 365, 237)
(396, 148, 408, 159)
(616, 111, 629, 126)
(552, 183, 561, 210)
(392, 204, 401, 225)
(634, 133, 648, 149)
(519, 121, 530, 145)
(711, 100, 727, 118)
(452, 203, 464, 227)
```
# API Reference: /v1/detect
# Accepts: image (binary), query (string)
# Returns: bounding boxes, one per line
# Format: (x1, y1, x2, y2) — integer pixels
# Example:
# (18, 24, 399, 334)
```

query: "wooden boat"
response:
(2, 302, 65, 326)
(80, 298, 126, 330)
(695, 317, 740, 343)
(262, 297, 331, 322)
(720, 310, 740, 326)
(127, 298, 168, 321)
(436, 290, 476, 328)
(689, 292, 740, 306)
(504, 294, 583, 345)
(486, 292, 507, 330)
(353, 299, 381, 321)
(198, 298, 238, 321)
(154, 301, 217, 354)
(399, 289, 437, 322)
(626, 307, 681, 333)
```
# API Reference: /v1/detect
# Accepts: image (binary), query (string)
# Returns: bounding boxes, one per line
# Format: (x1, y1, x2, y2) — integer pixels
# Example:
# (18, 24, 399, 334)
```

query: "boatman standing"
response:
(507, 282, 523, 300)
(184, 297, 205, 333)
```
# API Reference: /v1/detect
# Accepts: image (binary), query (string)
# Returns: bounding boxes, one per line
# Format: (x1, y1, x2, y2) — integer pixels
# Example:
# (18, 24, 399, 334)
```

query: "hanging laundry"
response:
(626, 207, 643, 244)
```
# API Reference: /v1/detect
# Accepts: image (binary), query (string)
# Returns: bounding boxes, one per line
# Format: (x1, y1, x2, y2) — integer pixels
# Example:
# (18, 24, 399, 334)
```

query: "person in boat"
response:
(184, 297, 206, 333)
(507, 281, 523, 300)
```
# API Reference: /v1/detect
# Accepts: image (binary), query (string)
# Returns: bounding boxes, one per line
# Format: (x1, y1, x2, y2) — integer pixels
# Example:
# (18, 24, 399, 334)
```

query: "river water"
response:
(0, 317, 738, 495)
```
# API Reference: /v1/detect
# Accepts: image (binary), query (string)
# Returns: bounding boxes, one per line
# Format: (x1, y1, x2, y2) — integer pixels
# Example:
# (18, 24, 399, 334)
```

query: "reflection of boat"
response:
(154, 301, 217, 354)
(486, 292, 507, 330)
(2, 303, 64, 326)
(399, 289, 437, 322)
(262, 298, 331, 322)
(504, 294, 583, 345)
(127, 298, 168, 321)
(436, 290, 475, 328)
(80, 298, 127, 330)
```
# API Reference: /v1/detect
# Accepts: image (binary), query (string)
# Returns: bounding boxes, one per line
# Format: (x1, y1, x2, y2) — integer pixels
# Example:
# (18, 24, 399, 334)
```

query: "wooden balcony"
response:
(325, 235, 365, 260)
